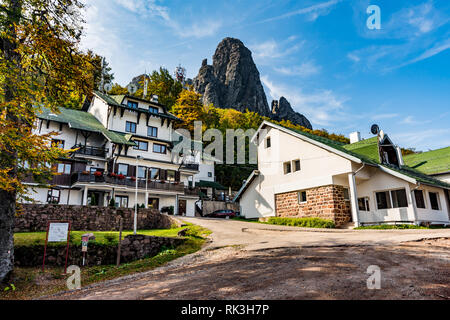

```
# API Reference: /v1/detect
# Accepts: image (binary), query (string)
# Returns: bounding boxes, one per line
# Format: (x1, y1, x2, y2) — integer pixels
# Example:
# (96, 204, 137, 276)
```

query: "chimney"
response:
(396, 146, 405, 166)
(151, 95, 159, 103)
(349, 131, 361, 144)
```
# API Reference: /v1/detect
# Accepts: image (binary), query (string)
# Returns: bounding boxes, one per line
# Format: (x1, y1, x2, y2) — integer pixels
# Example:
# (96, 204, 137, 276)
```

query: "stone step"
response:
(339, 222, 356, 229)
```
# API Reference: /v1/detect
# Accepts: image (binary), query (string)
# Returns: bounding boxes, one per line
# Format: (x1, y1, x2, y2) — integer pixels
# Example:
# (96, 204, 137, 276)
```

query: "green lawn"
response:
(355, 224, 449, 230)
(2, 223, 211, 300)
(14, 227, 187, 246)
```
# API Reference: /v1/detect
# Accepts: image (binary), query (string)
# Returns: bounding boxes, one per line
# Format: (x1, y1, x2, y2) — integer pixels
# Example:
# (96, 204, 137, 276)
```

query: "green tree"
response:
(0, 0, 92, 282)
(136, 67, 182, 109)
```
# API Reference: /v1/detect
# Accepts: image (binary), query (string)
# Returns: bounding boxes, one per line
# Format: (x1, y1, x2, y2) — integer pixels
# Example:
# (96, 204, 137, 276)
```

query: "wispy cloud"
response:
(250, 38, 304, 60)
(371, 113, 399, 120)
(113, 0, 222, 38)
(274, 61, 321, 77)
(349, 1, 450, 72)
(261, 0, 342, 23)
(261, 75, 351, 126)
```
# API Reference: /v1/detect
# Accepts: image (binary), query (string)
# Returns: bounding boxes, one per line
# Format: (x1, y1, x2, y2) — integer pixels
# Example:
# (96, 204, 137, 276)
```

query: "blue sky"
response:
(82, 0, 450, 151)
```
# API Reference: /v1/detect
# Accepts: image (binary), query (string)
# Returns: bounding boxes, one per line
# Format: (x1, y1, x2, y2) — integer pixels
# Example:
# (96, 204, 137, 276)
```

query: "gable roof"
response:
(93, 91, 182, 122)
(403, 146, 450, 176)
(253, 120, 450, 190)
(37, 107, 135, 146)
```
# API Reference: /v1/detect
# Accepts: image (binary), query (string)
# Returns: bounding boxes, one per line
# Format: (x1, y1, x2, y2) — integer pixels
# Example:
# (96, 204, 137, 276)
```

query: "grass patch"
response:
(1, 223, 211, 300)
(355, 224, 449, 230)
(266, 217, 335, 228)
(13, 227, 186, 247)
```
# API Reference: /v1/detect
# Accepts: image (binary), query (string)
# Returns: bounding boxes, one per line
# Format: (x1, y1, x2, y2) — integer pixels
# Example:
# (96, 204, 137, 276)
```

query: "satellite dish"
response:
(127, 83, 137, 94)
(104, 82, 112, 92)
(371, 124, 380, 135)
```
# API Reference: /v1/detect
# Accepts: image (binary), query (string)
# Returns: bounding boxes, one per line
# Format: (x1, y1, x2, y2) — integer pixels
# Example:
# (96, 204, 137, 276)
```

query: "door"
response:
(178, 199, 187, 216)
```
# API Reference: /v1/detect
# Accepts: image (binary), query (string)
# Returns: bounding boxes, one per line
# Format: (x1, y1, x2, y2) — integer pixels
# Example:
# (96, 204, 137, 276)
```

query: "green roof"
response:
(269, 121, 450, 190)
(196, 180, 227, 190)
(37, 107, 135, 146)
(403, 147, 450, 175)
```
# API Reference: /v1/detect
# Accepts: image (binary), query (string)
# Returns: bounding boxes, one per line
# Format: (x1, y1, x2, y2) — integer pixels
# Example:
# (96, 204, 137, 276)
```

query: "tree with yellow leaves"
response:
(0, 0, 94, 282)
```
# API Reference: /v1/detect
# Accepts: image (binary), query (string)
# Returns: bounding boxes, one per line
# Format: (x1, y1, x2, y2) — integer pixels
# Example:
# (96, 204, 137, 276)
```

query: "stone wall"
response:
(14, 234, 185, 267)
(15, 204, 175, 232)
(275, 185, 352, 226)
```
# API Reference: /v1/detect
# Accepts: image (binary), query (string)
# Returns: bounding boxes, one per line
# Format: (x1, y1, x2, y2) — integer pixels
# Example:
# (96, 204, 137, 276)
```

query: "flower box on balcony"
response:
(94, 171, 103, 177)
(130, 176, 136, 181)
(81, 171, 89, 175)
(117, 174, 125, 180)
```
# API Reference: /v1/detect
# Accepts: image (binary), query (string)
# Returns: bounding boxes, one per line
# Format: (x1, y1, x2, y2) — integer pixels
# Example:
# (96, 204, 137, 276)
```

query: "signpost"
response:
(42, 221, 71, 274)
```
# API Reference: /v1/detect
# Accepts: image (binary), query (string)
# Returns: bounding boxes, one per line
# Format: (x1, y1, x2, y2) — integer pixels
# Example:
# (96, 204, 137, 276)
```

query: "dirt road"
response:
(47, 218, 450, 300)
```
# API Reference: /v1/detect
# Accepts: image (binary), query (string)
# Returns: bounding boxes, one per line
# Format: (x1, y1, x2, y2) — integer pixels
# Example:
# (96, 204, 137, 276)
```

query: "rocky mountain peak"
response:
(193, 37, 312, 128)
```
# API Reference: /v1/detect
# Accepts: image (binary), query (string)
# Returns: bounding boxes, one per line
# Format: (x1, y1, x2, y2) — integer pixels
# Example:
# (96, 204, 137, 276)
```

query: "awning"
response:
(196, 180, 227, 190)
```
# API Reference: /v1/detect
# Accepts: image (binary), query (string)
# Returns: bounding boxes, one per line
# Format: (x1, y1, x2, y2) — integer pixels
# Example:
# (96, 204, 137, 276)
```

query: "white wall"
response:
(240, 127, 353, 218)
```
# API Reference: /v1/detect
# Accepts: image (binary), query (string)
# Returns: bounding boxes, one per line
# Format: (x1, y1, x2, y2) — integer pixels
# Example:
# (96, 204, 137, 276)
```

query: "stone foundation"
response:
(275, 185, 352, 226)
(14, 204, 175, 232)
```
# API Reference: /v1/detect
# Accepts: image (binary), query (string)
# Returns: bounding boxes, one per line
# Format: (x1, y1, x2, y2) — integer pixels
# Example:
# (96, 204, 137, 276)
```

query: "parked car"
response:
(205, 209, 236, 219)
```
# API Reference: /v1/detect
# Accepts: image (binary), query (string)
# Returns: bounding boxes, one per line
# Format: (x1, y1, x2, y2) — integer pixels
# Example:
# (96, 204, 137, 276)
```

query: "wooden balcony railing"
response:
(72, 144, 108, 158)
(71, 172, 185, 192)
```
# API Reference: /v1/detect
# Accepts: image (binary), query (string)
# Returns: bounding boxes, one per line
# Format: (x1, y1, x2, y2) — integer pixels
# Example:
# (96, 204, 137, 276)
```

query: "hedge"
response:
(266, 217, 335, 228)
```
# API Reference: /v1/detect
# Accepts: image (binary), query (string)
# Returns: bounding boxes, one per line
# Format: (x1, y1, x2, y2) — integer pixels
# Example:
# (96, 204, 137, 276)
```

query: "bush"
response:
(109, 198, 116, 207)
(267, 217, 335, 228)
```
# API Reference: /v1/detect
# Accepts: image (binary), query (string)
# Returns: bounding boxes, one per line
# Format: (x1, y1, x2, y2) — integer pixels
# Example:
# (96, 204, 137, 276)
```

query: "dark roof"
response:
(37, 107, 135, 146)
(196, 180, 227, 190)
(94, 91, 182, 122)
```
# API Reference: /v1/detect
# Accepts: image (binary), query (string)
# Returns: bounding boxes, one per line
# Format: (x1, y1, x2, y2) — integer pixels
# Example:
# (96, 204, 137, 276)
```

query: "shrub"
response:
(109, 198, 116, 207)
(267, 217, 335, 228)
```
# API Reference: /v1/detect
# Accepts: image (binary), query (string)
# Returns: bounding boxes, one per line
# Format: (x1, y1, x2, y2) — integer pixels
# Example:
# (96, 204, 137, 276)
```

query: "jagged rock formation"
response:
(193, 37, 312, 129)
(271, 97, 312, 129)
(193, 38, 270, 117)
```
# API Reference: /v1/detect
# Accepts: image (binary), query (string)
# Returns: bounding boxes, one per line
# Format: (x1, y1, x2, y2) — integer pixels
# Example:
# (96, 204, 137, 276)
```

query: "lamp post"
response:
(134, 155, 143, 235)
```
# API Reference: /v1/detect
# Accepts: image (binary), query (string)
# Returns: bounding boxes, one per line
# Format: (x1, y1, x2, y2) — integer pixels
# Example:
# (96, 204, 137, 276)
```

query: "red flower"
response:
(117, 174, 125, 180)
(130, 176, 136, 181)
(94, 171, 102, 177)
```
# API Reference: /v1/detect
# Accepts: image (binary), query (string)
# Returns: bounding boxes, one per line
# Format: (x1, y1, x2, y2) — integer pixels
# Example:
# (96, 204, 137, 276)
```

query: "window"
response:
(47, 189, 60, 204)
(376, 189, 408, 210)
(148, 198, 159, 209)
(153, 143, 166, 154)
(343, 188, 350, 201)
(147, 126, 158, 137)
(208, 172, 212, 178)
(429, 192, 440, 210)
(117, 164, 128, 176)
(414, 190, 426, 209)
(115, 195, 128, 208)
(293, 159, 301, 172)
(376, 191, 391, 209)
(149, 106, 158, 114)
(391, 189, 408, 208)
(283, 161, 291, 174)
(127, 101, 138, 109)
(149, 168, 160, 180)
(133, 140, 148, 151)
(297, 191, 307, 203)
(57, 163, 71, 174)
(51, 139, 64, 149)
(358, 197, 370, 211)
(166, 170, 175, 181)
(137, 166, 147, 179)
(265, 137, 271, 148)
(125, 121, 136, 133)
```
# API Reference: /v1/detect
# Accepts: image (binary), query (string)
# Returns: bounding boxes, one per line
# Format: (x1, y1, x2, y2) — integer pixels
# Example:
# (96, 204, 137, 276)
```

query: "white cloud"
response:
(261, 0, 341, 23)
(113, 0, 222, 39)
(371, 113, 399, 120)
(392, 128, 450, 151)
(274, 61, 321, 77)
(250, 39, 303, 59)
(261, 75, 351, 126)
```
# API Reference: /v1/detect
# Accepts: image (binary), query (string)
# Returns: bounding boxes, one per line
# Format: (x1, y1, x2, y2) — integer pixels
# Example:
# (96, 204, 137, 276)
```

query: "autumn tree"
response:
(0, 0, 93, 282)
(171, 89, 206, 132)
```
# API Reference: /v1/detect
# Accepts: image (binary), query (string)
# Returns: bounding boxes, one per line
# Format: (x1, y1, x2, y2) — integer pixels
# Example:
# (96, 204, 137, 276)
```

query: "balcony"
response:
(72, 145, 108, 158)
(180, 163, 199, 171)
(71, 172, 185, 192)
(23, 173, 72, 186)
